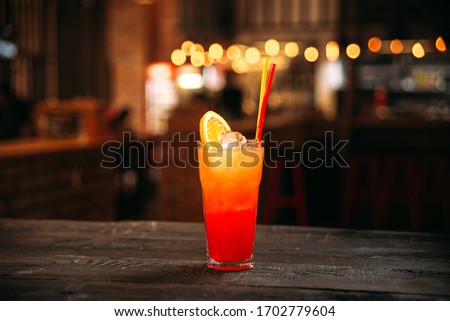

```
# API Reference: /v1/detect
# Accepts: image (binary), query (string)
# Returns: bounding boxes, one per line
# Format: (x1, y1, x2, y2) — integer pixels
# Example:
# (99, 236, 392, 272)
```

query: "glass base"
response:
(207, 256, 254, 271)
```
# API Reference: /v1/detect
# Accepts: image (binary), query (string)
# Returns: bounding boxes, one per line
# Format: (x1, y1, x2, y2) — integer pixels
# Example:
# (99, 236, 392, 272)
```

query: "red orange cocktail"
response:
(198, 139, 264, 270)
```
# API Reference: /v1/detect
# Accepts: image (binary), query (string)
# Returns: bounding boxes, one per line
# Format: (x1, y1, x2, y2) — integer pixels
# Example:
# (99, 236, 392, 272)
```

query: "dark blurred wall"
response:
(57, 0, 106, 99)
(0, 0, 106, 101)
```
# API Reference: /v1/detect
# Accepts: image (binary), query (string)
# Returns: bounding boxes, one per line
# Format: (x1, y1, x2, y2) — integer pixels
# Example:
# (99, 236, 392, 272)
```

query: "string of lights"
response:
(171, 37, 448, 72)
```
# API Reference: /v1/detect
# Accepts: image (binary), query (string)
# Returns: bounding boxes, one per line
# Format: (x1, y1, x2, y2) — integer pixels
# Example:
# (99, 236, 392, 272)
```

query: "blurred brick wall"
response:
(104, 0, 193, 221)
(105, 0, 183, 137)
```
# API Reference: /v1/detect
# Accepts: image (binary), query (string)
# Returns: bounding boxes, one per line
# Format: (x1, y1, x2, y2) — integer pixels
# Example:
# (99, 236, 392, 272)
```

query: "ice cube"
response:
(220, 131, 247, 149)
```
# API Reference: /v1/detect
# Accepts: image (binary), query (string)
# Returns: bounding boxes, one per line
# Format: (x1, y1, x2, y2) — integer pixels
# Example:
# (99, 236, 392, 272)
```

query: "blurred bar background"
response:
(0, 0, 449, 233)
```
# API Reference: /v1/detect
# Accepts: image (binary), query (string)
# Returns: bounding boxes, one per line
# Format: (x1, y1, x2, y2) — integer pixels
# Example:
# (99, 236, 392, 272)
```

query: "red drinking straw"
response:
(256, 63, 276, 141)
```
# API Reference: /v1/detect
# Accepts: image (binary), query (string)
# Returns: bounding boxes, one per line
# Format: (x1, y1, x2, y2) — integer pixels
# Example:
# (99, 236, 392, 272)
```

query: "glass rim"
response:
(196, 139, 264, 149)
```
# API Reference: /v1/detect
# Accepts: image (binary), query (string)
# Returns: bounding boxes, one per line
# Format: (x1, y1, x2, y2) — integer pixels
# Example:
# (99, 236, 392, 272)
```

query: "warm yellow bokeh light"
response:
(208, 43, 223, 60)
(368, 37, 382, 53)
(412, 42, 425, 58)
(147, 63, 172, 80)
(265, 39, 280, 56)
(284, 42, 299, 58)
(346, 43, 361, 59)
(181, 40, 194, 56)
(203, 52, 213, 66)
(220, 51, 229, 64)
(436, 36, 446, 52)
(390, 39, 404, 54)
(190, 51, 205, 67)
(227, 45, 241, 60)
(232, 59, 249, 74)
(326, 41, 340, 62)
(190, 43, 204, 56)
(171, 49, 186, 66)
(245, 47, 261, 64)
(304, 47, 319, 62)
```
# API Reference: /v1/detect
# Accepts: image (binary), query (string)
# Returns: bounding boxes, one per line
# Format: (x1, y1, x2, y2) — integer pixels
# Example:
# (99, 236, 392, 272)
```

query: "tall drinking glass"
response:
(197, 140, 264, 271)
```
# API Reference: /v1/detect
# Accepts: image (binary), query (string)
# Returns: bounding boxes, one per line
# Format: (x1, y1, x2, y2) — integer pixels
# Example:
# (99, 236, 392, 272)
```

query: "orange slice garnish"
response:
(199, 111, 231, 144)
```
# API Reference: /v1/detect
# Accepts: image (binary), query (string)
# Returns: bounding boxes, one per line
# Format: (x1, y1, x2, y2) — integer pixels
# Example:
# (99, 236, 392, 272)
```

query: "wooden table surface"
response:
(1, 219, 449, 300)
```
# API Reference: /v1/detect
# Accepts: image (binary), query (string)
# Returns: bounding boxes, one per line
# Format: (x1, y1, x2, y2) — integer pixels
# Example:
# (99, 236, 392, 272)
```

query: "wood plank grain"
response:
(1, 278, 445, 301)
(1, 219, 449, 300)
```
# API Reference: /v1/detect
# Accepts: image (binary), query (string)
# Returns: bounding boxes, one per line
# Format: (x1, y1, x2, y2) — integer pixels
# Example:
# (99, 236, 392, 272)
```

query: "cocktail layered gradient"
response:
(198, 140, 264, 270)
